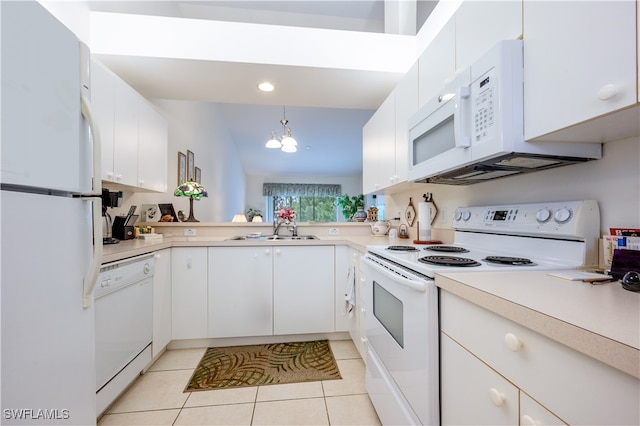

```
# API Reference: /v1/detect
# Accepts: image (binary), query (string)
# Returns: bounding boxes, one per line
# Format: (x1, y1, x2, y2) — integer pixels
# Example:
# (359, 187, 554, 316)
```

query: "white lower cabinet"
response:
(441, 333, 519, 425)
(207, 245, 335, 338)
(171, 248, 208, 340)
(208, 247, 273, 338)
(152, 248, 172, 357)
(273, 246, 335, 335)
(520, 392, 566, 426)
(347, 249, 367, 361)
(334, 245, 355, 333)
(440, 290, 640, 426)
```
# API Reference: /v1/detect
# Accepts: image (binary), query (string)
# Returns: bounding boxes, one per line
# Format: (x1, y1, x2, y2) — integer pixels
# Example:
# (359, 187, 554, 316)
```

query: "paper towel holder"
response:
(422, 193, 438, 225)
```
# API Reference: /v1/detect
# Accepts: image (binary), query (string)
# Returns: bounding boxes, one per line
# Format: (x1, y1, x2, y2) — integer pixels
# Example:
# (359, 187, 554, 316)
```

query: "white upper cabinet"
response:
(91, 59, 116, 184)
(394, 63, 419, 185)
(137, 99, 168, 193)
(362, 64, 418, 195)
(455, 0, 523, 72)
(113, 78, 139, 187)
(418, 17, 455, 108)
(418, 1, 522, 109)
(91, 58, 168, 192)
(523, 1, 637, 142)
(362, 93, 395, 194)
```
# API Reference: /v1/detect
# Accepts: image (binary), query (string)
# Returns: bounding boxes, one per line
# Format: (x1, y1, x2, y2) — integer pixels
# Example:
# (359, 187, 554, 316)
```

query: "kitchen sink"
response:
(226, 235, 318, 241)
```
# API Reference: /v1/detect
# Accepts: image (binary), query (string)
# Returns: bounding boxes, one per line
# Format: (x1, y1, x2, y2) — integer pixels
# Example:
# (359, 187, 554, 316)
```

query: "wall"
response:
(385, 136, 640, 240)
(107, 100, 246, 222)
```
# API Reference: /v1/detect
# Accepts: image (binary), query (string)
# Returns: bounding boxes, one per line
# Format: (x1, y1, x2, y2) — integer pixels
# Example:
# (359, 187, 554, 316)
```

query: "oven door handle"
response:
(362, 257, 430, 292)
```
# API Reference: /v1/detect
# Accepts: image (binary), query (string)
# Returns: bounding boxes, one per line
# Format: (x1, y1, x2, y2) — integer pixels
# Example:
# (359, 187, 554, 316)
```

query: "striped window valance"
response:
(262, 183, 342, 197)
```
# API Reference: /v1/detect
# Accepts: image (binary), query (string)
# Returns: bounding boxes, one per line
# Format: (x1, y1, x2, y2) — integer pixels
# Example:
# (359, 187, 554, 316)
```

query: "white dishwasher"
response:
(95, 253, 154, 416)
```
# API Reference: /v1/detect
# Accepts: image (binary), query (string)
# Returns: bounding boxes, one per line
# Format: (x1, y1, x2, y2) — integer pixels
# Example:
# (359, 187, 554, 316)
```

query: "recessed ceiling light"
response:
(257, 82, 275, 92)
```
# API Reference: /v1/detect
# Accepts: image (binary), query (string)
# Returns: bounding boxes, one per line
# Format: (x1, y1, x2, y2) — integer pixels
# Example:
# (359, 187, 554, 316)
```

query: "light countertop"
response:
(436, 270, 640, 379)
(100, 234, 391, 264)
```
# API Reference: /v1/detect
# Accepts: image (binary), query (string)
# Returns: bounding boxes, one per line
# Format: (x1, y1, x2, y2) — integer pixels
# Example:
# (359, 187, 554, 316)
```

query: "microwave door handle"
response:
(362, 257, 429, 292)
(454, 86, 471, 149)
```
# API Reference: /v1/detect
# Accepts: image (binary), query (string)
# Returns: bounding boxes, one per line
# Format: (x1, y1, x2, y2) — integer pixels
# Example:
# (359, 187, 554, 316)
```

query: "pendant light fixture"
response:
(265, 106, 297, 153)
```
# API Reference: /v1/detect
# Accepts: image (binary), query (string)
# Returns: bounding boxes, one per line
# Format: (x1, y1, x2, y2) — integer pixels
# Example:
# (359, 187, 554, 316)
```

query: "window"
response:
(270, 195, 337, 222)
(263, 183, 341, 223)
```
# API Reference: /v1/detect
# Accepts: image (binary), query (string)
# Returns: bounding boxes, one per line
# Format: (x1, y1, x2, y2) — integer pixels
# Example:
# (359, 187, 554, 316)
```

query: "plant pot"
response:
(353, 206, 367, 222)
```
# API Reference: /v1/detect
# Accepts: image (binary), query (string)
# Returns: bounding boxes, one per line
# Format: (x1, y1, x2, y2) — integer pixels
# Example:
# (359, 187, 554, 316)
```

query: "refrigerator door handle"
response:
(83, 196, 103, 308)
(81, 93, 102, 195)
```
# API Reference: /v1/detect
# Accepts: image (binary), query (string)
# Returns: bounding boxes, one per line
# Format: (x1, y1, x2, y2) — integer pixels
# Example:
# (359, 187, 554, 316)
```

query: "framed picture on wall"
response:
(187, 150, 195, 181)
(195, 167, 201, 184)
(178, 152, 186, 186)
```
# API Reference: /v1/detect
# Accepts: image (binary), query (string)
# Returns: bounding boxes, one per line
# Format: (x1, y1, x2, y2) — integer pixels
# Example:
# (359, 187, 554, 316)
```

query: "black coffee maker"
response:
(102, 189, 122, 244)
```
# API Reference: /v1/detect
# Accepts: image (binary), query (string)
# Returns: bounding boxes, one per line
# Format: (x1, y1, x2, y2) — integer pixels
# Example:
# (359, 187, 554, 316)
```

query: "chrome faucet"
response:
(273, 218, 283, 236)
(273, 218, 297, 237)
(287, 221, 298, 237)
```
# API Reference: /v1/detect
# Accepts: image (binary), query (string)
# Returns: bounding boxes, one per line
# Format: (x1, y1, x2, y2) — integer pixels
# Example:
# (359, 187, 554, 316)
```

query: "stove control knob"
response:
(535, 208, 552, 223)
(461, 210, 471, 221)
(554, 208, 572, 224)
(454, 210, 463, 221)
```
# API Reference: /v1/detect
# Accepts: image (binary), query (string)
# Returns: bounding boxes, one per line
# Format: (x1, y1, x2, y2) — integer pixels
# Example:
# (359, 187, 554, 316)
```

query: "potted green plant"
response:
(336, 194, 364, 221)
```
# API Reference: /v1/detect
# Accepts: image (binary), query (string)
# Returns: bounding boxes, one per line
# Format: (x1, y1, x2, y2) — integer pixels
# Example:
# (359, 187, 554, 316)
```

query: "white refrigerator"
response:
(1, 2, 102, 425)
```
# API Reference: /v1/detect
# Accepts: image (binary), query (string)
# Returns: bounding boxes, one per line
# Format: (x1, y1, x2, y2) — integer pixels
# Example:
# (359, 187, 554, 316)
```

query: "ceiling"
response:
(88, 1, 438, 177)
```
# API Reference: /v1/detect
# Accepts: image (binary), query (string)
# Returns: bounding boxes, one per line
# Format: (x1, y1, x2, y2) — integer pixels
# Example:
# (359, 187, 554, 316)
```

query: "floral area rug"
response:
(185, 340, 341, 391)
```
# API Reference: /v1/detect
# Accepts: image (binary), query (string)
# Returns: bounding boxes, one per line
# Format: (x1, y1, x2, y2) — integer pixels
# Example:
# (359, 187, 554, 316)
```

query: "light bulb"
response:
(281, 143, 297, 153)
(281, 136, 297, 147)
(265, 133, 281, 148)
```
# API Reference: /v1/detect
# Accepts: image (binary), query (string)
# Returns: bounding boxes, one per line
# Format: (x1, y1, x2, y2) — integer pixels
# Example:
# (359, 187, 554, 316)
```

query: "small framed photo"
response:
(195, 167, 201, 184)
(178, 152, 186, 185)
(187, 150, 195, 181)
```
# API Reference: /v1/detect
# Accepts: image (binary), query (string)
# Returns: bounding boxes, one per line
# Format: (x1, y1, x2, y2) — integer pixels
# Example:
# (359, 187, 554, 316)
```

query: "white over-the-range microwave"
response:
(407, 40, 602, 185)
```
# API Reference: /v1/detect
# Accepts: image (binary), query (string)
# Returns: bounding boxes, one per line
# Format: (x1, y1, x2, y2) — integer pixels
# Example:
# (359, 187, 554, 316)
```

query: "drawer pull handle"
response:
(597, 84, 617, 101)
(504, 333, 523, 351)
(488, 388, 506, 407)
(521, 415, 541, 426)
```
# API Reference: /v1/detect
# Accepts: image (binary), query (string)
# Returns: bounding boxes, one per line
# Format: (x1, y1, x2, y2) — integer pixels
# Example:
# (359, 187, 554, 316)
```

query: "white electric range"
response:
(362, 200, 600, 426)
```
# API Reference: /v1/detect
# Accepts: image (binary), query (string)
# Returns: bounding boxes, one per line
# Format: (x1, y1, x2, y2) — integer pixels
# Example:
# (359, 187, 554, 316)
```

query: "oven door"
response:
(407, 70, 472, 183)
(362, 254, 439, 426)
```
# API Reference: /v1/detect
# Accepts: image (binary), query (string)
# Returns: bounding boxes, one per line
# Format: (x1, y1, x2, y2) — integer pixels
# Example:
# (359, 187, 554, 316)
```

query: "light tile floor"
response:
(98, 340, 381, 426)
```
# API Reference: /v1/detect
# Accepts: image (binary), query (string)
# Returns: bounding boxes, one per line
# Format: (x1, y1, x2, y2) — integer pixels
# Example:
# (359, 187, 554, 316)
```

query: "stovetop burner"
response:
(424, 245, 469, 253)
(483, 256, 535, 266)
(387, 245, 420, 252)
(418, 255, 481, 267)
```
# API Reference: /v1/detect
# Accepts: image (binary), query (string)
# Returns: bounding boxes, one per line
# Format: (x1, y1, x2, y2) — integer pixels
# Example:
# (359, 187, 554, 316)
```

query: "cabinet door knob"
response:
(265, 249, 271, 255)
(275, 249, 281, 255)
(488, 388, 506, 407)
(597, 84, 617, 101)
(521, 415, 541, 426)
(504, 333, 523, 351)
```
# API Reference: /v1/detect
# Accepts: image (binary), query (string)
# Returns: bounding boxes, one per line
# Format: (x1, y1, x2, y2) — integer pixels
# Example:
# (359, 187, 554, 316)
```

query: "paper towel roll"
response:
(418, 202, 431, 240)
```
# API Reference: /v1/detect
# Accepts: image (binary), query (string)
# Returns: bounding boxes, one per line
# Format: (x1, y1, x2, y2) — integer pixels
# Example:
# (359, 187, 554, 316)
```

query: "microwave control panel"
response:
(471, 69, 496, 144)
